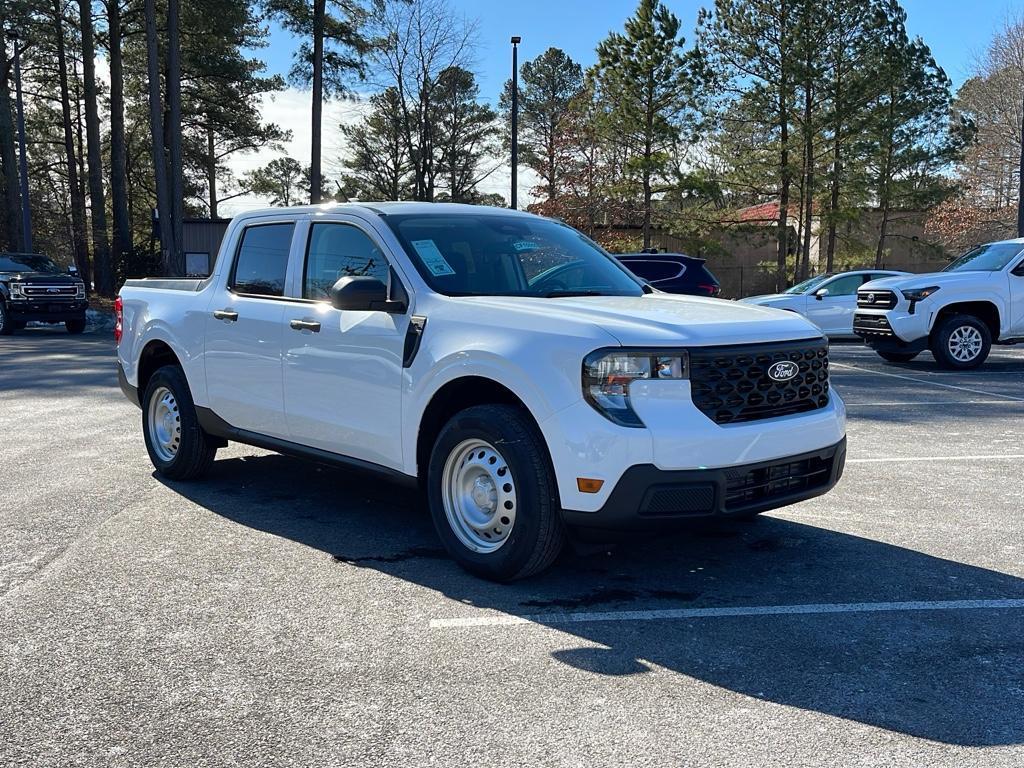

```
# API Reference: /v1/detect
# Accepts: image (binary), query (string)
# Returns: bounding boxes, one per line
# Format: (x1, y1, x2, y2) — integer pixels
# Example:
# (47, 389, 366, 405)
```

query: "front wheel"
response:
(0, 301, 14, 335)
(877, 350, 919, 363)
(142, 365, 218, 480)
(65, 318, 86, 334)
(427, 404, 566, 581)
(930, 314, 991, 370)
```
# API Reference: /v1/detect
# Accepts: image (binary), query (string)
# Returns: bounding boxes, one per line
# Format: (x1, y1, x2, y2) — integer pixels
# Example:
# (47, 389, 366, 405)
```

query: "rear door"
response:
(204, 220, 297, 439)
(803, 273, 864, 335)
(1010, 257, 1024, 335)
(282, 216, 409, 470)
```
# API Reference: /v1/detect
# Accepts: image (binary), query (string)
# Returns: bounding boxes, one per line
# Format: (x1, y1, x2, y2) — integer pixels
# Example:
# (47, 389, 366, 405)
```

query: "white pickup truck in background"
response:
(116, 203, 847, 580)
(854, 239, 1024, 368)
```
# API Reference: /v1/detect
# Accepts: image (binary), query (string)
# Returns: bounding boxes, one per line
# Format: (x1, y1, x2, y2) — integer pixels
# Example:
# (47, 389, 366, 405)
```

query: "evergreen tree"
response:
(596, 0, 706, 249)
(500, 47, 583, 202)
(265, 0, 369, 204)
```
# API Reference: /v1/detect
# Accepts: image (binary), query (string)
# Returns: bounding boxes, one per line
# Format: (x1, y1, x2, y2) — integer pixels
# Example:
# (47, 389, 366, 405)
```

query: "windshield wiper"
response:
(541, 289, 607, 298)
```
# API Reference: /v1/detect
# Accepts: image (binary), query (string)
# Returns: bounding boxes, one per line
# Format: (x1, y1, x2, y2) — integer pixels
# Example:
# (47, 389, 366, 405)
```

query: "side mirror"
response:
(330, 276, 406, 313)
(1012, 262, 1024, 277)
(67, 265, 79, 275)
(814, 288, 829, 300)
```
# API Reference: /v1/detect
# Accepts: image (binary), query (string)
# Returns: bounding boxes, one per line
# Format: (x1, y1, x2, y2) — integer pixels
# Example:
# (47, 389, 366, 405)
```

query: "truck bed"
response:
(122, 278, 206, 292)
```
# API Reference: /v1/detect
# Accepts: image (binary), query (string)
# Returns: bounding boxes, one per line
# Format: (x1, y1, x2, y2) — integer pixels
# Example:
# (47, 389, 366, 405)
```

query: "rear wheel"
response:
(929, 314, 991, 370)
(65, 318, 87, 334)
(142, 365, 217, 480)
(877, 350, 919, 363)
(0, 301, 14, 335)
(427, 404, 565, 581)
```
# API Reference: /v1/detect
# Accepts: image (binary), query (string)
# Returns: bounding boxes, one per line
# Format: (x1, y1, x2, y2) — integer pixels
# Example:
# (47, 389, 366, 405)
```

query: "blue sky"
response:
(256, 0, 1017, 104)
(226, 0, 1017, 213)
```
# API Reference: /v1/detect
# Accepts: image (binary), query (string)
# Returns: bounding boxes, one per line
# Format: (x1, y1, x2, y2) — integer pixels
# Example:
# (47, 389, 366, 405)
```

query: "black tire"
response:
(929, 314, 991, 370)
(0, 300, 14, 335)
(877, 350, 919, 363)
(141, 365, 217, 480)
(65, 318, 87, 334)
(427, 404, 566, 581)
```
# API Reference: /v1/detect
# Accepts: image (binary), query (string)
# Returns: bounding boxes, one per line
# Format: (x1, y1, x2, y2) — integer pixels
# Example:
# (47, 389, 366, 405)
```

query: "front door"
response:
(204, 221, 296, 439)
(282, 219, 408, 470)
(804, 273, 864, 336)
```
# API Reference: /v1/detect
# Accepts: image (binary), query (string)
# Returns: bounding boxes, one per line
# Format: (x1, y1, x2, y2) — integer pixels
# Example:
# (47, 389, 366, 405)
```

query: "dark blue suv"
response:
(615, 251, 722, 297)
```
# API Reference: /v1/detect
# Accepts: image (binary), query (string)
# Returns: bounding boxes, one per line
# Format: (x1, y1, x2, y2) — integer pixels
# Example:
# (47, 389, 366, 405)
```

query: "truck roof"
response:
(230, 201, 536, 223)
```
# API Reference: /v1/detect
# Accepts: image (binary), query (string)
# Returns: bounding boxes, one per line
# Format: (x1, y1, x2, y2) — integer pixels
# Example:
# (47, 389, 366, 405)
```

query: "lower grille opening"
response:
(724, 455, 833, 510)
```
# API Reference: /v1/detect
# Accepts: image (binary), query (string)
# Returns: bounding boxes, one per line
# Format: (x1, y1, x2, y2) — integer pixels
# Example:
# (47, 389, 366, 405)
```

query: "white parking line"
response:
(831, 362, 1024, 402)
(844, 399, 1014, 407)
(847, 454, 1024, 464)
(430, 598, 1024, 629)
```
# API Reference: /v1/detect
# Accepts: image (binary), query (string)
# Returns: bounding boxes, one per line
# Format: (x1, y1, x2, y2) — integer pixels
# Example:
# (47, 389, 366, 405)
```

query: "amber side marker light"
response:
(577, 478, 605, 493)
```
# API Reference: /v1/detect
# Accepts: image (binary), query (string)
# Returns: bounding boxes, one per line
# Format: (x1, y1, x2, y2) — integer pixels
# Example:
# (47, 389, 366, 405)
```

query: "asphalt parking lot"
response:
(2, 328, 1023, 767)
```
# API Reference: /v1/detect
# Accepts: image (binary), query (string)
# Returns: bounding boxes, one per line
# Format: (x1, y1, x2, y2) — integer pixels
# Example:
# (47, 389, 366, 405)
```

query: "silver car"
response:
(740, 269, 909, 338)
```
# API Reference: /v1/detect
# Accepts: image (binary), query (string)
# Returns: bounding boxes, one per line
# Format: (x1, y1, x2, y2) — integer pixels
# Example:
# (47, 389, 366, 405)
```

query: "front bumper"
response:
(6, 299, 88, 322)
(853, 305, 931, 345)
(562, 437, 846, 530)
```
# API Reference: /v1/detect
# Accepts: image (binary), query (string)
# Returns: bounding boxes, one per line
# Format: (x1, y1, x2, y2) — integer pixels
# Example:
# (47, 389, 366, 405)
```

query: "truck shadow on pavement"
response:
(161, 452, 1024, 748)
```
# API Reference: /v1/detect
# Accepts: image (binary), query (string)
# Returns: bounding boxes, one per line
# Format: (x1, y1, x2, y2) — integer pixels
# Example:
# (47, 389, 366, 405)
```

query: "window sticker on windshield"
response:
(512, 240, 540, 252)
(411, 239, 456, 277)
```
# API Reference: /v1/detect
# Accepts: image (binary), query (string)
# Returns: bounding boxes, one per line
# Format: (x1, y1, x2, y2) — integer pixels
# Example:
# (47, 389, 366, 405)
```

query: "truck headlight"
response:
(582, 349, 688, 427)
(9, 282, 24, 299)
(901, 286, 939, 302)
(75, 282, 86, 299)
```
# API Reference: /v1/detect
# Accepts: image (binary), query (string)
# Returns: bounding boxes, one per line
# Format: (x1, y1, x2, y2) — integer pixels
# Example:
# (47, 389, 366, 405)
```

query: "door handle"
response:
(213, 309, 238, 321)
(289, 318, 321, 333)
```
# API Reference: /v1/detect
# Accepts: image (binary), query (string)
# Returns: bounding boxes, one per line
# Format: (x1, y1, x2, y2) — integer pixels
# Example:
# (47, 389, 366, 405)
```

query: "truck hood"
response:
(462, 294, 823, 346)
(1, 272, 83, 284)
(861, 271, 989, 291)
(738, 293, 797, 305)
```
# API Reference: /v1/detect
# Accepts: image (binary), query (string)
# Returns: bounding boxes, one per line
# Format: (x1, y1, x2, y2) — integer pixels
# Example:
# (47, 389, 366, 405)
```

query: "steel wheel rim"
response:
(147, 386, 181, 462)
(441, 439, 517, 553)
(948, 326, 982, 362)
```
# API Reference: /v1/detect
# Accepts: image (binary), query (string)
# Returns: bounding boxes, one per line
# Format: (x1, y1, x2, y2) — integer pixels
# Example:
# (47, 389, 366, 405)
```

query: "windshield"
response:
(943, 242, 1024, 273)
(0, 253, 63, 274)
(784, 274, 830, 294)
(383, 213, 644, 298)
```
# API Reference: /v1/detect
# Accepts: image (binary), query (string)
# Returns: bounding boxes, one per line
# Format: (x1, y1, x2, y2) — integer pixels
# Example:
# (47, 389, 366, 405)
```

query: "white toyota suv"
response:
(116, 203, 847, 580)
(854, 239, 1024, 368)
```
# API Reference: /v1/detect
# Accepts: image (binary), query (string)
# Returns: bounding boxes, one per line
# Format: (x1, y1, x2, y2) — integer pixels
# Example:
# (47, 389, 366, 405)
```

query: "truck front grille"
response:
(853, 313, 894, 337)
(857, 289, 897, 309)
(20, 284, 79, 299)
(689, 339, 829, 425)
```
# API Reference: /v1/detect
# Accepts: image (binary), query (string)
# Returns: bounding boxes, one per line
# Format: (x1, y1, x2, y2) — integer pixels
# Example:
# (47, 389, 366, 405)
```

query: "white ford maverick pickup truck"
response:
(854, 239, 1024, 368)
(117, 203, 846, 580)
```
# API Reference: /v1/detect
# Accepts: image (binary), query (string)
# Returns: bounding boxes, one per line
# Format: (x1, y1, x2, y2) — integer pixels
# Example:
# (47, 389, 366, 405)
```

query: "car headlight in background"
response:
(582, 349, 688, 427)
(901, 286, 939, 302)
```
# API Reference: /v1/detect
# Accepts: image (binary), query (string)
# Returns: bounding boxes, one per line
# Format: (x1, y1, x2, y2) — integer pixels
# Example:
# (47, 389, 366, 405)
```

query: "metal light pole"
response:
(510, 36, 521, 210)
(12, 35, 32, 253)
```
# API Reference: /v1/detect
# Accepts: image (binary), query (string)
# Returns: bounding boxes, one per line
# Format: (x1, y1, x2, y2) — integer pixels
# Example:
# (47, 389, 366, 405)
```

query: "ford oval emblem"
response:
(47, 287, 61, 293)
(768, 360, 799, 382)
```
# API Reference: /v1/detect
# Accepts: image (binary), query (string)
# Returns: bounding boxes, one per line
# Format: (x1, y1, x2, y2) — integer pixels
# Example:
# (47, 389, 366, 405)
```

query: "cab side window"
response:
(230, 223, 295, 297)
(304, 223, 390, 300)
(822, 274, 863, 296)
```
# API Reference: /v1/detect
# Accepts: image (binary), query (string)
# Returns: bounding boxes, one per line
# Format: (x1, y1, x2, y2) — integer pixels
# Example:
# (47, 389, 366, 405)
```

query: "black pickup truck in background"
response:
(0, 252, 89, 335)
